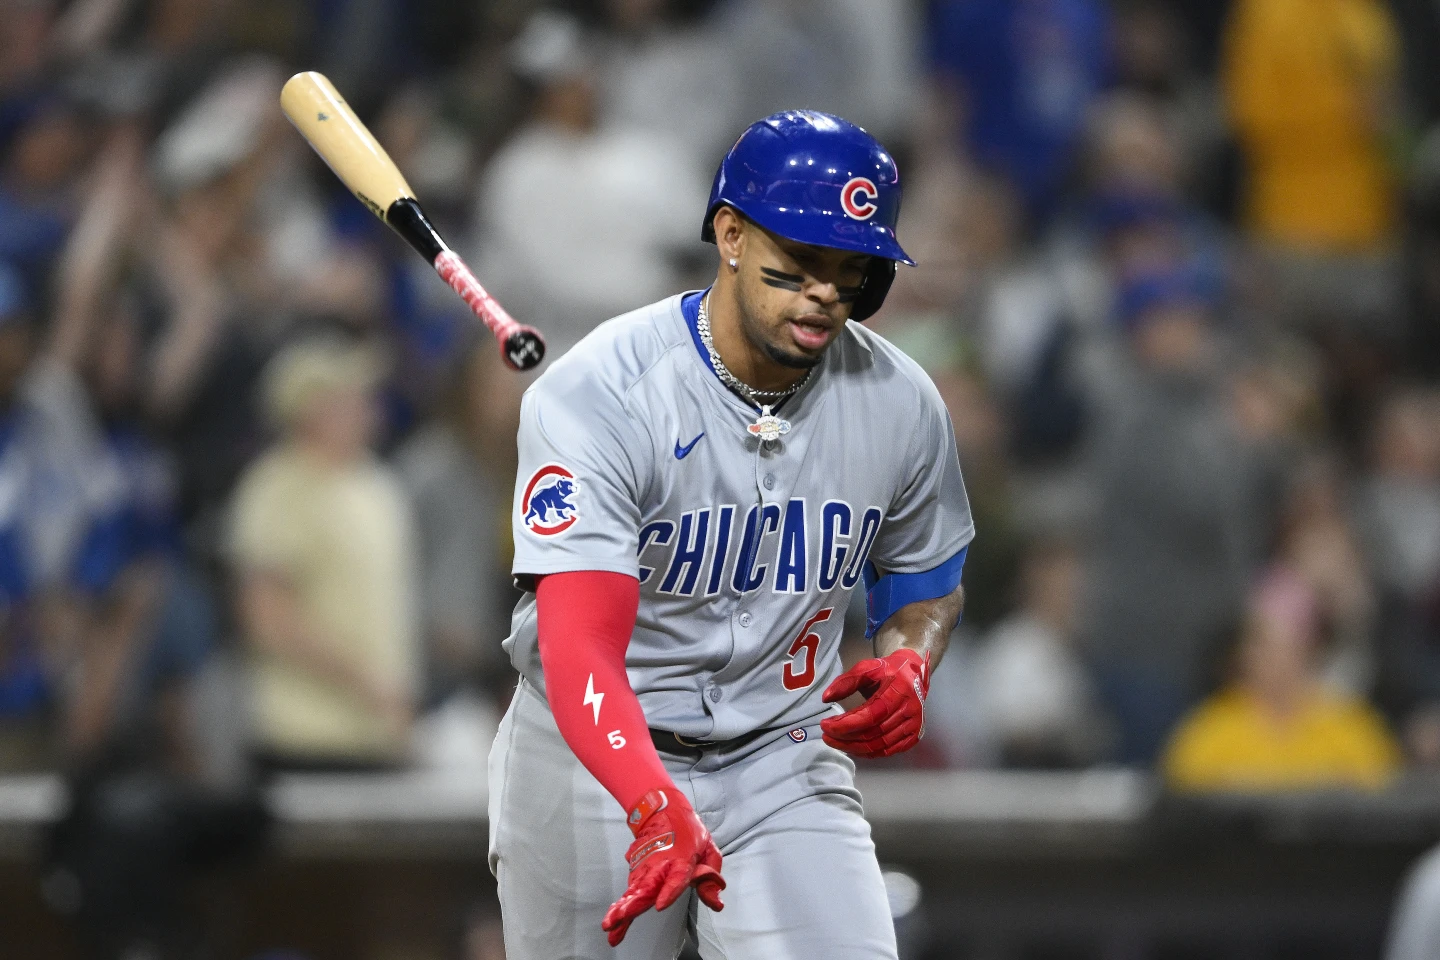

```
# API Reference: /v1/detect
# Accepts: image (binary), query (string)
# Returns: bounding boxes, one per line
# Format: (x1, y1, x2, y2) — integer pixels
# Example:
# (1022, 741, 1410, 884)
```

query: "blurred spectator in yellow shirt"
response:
(1222, 0, 1403, 342)
(1163, 567, 1401, 791)
(1224, 0, 1399, 250)
(229, 338, 418, 771)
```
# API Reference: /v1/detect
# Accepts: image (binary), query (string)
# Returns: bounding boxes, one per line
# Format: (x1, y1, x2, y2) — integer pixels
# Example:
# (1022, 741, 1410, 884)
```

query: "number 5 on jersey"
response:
(782, 608, 834, 690)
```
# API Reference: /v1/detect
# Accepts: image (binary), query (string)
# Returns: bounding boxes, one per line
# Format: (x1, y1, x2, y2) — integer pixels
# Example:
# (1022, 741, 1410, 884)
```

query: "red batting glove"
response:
(820, 648, 930, 759)
(601, 787, 725, 946)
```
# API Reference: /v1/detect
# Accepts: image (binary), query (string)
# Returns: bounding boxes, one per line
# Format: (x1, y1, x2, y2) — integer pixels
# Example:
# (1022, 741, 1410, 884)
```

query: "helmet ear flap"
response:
(849, 259, 896, 322)
(701, 202, 719, 243)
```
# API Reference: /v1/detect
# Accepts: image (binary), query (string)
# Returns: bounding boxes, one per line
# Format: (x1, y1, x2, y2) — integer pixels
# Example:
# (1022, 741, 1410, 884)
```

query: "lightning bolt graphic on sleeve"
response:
(584, 673, 604, 725)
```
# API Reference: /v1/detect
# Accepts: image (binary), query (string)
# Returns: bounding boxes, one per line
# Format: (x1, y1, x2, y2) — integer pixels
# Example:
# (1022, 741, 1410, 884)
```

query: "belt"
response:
(648, 726, 770, 757)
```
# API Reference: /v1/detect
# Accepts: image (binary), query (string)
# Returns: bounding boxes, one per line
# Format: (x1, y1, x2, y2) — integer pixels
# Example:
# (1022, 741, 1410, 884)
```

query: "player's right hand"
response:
(601, 787, 725, 946)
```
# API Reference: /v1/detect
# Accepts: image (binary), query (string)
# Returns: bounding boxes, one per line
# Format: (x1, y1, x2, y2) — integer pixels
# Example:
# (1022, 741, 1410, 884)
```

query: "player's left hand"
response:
(820, 648, 929, 759)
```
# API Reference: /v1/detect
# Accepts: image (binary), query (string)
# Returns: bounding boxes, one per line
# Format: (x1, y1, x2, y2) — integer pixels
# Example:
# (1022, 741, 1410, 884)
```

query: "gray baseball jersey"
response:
(503, 290, 973, 739)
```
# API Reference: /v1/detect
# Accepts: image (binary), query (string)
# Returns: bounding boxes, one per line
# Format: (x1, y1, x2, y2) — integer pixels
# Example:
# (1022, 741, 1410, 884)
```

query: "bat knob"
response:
(503, 327, 546, 371)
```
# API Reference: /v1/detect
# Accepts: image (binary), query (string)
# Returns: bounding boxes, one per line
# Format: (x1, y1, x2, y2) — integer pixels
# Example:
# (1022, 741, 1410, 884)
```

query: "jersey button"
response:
(709, 687, 723, 703)
(763, 474, 776, 490)
(737, 612, 753, 628)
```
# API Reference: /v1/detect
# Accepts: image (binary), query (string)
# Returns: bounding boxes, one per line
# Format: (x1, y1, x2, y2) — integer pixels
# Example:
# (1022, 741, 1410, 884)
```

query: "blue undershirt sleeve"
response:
(863, 545, 968, 638)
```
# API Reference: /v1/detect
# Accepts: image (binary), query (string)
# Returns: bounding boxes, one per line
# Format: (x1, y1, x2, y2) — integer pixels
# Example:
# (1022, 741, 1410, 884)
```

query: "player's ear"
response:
(713, 205, 747, 264)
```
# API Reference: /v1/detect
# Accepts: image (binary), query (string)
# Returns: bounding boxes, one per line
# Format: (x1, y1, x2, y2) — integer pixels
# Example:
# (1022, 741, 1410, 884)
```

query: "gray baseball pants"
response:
(1388, 844, 1440, 960)
(488, 678, 898, 960)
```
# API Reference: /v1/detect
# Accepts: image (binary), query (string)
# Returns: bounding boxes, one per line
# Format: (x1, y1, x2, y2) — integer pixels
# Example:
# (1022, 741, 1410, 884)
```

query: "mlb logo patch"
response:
(788, 728, 808, 743)
(521, 463, 581, 536)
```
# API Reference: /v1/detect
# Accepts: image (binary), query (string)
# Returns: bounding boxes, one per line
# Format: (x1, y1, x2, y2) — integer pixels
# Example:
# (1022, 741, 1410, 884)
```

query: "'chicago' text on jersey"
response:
(636, 499, 882, 598)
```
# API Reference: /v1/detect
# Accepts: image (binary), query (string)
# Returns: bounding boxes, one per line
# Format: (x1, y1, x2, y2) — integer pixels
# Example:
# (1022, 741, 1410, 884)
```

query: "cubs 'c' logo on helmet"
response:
(521, 463, 581, 536)
(840, 177, 879, 221)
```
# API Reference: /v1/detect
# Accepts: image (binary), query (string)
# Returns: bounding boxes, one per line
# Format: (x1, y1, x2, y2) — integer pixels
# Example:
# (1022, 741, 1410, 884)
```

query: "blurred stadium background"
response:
(3, 0, 1440, 958)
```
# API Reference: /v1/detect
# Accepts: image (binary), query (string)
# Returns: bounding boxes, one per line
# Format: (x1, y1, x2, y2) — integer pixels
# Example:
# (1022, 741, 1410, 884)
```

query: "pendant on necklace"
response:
(747, 405, 791, 444)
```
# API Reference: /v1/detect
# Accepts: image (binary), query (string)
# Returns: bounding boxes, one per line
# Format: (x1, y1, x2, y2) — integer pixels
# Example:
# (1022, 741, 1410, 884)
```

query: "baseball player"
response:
(489, 110, 974, 959)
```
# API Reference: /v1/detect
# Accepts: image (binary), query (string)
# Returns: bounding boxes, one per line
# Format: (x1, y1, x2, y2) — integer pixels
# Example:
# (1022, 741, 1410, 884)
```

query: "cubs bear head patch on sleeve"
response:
(521, 463, 581, 536)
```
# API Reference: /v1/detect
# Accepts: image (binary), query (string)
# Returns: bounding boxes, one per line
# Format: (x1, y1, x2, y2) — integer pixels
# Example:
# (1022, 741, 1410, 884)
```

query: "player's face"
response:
(735, 225, 870, 370)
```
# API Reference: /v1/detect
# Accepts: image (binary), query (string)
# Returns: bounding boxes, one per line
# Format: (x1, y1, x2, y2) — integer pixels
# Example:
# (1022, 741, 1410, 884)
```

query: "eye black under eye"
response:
(760, 267, 804, 292)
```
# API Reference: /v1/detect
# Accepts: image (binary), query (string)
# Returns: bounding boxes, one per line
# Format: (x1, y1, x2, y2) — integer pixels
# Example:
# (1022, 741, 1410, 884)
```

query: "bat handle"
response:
(432, 251, 546, 371)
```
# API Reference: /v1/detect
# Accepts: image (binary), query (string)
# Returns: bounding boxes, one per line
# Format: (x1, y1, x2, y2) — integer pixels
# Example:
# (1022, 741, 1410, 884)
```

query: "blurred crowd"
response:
(3, 0, 1440, 946)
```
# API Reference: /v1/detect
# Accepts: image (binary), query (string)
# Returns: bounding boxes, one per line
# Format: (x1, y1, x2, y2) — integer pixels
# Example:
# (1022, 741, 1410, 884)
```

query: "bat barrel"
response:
(280, 72, 414, 215)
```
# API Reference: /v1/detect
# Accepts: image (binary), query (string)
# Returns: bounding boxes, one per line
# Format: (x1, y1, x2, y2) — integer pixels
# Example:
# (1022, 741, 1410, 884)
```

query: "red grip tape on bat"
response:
(433, 251, 546, 371)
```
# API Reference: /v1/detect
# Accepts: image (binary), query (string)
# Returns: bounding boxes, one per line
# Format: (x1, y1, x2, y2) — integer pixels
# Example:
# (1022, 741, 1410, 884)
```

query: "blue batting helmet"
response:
(701, 110, 914, 322)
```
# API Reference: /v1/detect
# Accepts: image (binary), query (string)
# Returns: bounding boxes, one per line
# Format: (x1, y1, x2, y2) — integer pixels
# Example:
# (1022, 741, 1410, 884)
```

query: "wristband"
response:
(626, 787, 671, 834)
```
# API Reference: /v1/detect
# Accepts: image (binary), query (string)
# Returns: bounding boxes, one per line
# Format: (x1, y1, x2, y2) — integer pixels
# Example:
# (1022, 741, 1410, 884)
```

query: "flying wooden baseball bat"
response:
(280, 71, 545, 371)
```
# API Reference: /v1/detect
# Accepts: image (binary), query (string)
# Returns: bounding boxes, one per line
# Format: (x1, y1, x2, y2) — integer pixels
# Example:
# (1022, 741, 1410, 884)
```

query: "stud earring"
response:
(728, 258, 739, 270)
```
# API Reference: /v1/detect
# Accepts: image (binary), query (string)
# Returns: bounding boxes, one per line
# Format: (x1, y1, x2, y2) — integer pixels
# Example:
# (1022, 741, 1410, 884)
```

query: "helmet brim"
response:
(704, 201, 916, 267)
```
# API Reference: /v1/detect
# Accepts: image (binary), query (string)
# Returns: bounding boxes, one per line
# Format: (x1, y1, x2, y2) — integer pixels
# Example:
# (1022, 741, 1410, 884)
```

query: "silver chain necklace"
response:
(697, 294, 811, 401)
(697, 292, 809, 444)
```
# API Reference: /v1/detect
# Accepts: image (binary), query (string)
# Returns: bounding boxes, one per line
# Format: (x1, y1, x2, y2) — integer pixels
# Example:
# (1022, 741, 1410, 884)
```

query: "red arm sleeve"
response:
(536, 571, 674, 814)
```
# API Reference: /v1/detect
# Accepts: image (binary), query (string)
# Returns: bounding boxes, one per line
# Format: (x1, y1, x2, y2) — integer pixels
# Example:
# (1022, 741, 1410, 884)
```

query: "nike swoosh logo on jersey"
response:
(674, 433, 704, 459)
